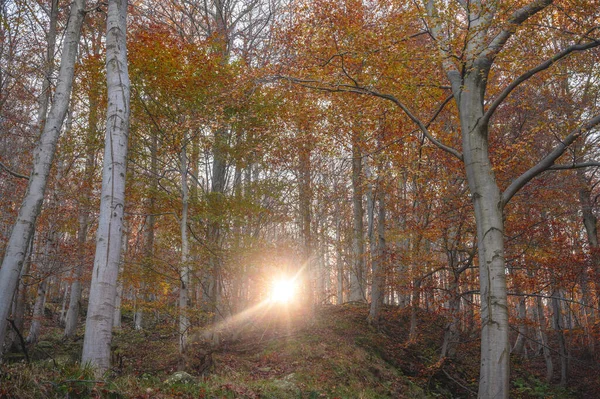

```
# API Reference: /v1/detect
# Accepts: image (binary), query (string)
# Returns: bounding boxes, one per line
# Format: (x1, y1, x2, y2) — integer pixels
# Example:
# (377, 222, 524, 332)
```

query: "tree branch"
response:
(276, 76, 463, 161)
(7, 318, 30, 363)
(482, 39, 600, 125)
(0, 159, 29, 180)
(548, 161, 600, 170)
(484, 0, 554, 60)
(502, 113, 600, 206)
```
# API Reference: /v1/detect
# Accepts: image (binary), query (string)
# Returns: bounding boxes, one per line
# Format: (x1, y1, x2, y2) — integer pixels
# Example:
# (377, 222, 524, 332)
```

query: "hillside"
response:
(1, 304, 597, 398)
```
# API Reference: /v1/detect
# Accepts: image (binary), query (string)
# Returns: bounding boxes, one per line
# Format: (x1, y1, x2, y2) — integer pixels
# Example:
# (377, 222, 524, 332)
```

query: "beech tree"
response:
(0, 0, 86, 354)
(276, 1, 600, 397)
(81, 0, 130, 375)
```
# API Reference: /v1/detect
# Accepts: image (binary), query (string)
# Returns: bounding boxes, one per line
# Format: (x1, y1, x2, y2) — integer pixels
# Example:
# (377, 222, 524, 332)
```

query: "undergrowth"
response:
(0, 304, 589, 398)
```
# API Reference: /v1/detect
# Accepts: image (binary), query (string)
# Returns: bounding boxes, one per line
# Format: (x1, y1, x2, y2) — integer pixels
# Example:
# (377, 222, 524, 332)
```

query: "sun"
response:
(270, 278, 297, 304)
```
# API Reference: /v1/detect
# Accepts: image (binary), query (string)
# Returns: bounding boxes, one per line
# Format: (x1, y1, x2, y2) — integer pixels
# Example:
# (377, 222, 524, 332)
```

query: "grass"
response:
(0, 304, 592, 398)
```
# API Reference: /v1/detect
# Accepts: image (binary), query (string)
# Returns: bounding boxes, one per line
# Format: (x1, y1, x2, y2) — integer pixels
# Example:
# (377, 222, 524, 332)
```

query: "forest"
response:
(1, 0, 600, 398)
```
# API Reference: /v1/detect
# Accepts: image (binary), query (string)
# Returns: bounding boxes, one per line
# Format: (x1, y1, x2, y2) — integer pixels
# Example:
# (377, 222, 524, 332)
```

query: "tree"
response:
(81, 0, 130, 375)
(0, 0, 86, 354)
(277, 1, 600, 396)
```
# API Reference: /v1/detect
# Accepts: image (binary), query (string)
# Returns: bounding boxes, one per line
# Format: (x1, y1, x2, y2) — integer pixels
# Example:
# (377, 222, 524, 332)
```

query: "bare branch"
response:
(482, 39, 600, 125)
(0, 159, 29, 180)
(275, 76, 463, 161)
(484, 0, 554, 60)
(502, 113, 600, 206)
(548, 161, 600, 170)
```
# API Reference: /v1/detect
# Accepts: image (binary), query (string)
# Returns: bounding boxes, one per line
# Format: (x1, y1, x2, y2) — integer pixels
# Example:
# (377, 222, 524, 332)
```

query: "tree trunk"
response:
(35, 0, 59, 137)
(534, 294, 554, 383)
(208, 127, 227, 346)
(552, 290, 568, 386)
(298, 142, 313, 306)
(334, 183, 344, 304)
(59, 282, 70, 327)
(26, 278, 47, 345)
(81, 0, 130, 376)
(349, 138, 365, 302)
(113, 220, 128, 329)
(440, 273, 461, 359)
(512, 296, 528, 356)
(0, 0, 85, 353)
(6, 236, 33, 352)
(409, 277, 421, 342)
(64, 207, 90, 339)
(457, 70, 509, 399)
(27, 223, 58, 345)
(578, 168, 600, 309)
(179, 145, 190, 356)
(368, 178, 385, 325)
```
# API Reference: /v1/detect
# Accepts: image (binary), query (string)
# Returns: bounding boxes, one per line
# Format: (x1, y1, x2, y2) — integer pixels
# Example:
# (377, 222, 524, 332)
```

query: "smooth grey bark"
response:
(35, 0, 59, 137)
(63, 214, 87, 338)
(423, 1, 557, 396)
(578, 168, 600, 310)
(27, 207, 60, 345)
(208, 127, 227, 346)
(335, 207, 344, 304)
(333, 180, 344, 304)
(59, 282, 70, 327)
(113, 281, 123, 329)
(367, 177, 385, 325)
(81, 0, 130, 376)
(298, 143, 314, 306)
(179, 145, 190, 355)
(349, 137, 365, 302)
(0, 0, 85, 353)
(409, 274, 423, 342)
(457, 70, 510, 399)
(26, 278, 47, 345)
(65, 49, 101, 337)
(512, 296, 528, 356)
(6, 236, 33, 352)
(551, 290, 568, 386)
(440, 271, 461, 359)
(534, 294, 554, 382)
(113, 220, 127, 330)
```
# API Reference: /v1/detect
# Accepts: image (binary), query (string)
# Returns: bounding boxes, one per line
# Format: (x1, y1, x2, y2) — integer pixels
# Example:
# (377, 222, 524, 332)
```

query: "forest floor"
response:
(1, 303, 599, 398)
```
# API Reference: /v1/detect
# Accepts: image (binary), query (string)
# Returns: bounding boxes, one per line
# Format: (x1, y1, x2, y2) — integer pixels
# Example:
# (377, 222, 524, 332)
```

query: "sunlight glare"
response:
(270, 278, 296, 304)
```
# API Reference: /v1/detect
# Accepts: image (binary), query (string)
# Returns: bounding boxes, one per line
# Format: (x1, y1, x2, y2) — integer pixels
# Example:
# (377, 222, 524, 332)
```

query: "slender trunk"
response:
(368, 179, 385, 325)
(59, 282, 70, 326)
(179, 145, 190, 356)
(334, 183, 344, 304)
(26, 279, 47, 345)
(113, 281, 123, 329)
(7, 236, 33, 351)
(0, 0, 85, 353)
(65, 83, 98, 337)
(349, 138, 365, 302)
(298, 143, 313, 306)
(440, 274, 461, 359)
(409, 277, 421, 342)
(134, 298, 143, 330)
(512, 296, 528, 356)
(209, 127, 227, 346)
(578, 168, 600, 310)
(27, 222, 58, 345)
(552, 290, 568, 386)
(113, 220, 128, 329)
(81, 0, 130, 375)
(35, 0, 59, 137)
(64, 212, 89, 338)
(534, 294, 554, 383)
